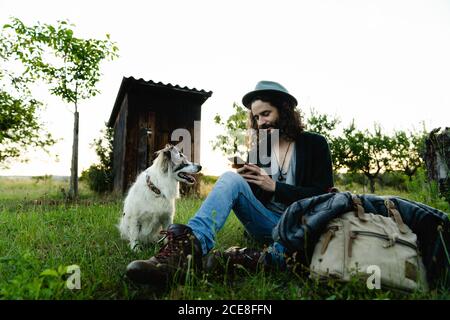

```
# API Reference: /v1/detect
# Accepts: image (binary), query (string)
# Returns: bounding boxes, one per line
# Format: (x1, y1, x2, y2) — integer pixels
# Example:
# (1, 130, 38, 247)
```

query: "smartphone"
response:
(228, 156, 247, 169)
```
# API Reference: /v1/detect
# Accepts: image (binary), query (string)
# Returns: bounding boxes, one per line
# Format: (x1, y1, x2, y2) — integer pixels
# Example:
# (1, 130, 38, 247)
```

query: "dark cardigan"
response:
(247, 131, 334, 207)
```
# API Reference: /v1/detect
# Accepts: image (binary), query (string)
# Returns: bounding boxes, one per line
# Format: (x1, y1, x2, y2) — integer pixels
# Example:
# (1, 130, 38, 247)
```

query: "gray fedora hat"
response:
(242, 80, 298, 109)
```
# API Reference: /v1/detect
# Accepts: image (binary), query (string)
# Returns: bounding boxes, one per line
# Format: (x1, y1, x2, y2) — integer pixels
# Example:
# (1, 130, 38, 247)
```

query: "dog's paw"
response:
(130, 242, 143, 252)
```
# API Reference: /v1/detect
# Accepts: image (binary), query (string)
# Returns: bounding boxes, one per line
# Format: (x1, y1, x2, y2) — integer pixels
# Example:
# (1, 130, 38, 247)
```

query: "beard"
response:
(258, 119, 284, 138)
(255, 121, 283, 151)
(259, 120, 279, 130)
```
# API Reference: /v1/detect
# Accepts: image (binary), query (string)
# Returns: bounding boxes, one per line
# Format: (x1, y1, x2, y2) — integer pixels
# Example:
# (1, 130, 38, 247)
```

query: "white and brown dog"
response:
(118, 144, 201, 251)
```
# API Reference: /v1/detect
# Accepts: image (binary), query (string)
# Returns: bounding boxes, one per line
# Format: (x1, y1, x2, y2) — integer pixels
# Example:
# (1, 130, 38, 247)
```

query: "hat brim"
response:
(242, 89, 298, 109)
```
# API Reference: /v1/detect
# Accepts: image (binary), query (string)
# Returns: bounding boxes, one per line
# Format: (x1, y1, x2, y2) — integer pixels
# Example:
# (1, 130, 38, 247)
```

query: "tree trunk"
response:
(69, 111, 79, 199)
(369, 177, 376, 193)
(424, 128, 450, 203)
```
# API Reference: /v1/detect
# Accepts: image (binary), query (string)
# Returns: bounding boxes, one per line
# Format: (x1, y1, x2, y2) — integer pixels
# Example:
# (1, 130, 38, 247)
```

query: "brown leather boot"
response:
(204, 246, 269, 276)
(126, 224, 202, 287)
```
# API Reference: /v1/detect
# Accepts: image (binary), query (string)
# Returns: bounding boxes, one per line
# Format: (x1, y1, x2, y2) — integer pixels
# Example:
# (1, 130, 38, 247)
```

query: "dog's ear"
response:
(162, 153, 170, 173)
(169, 145, 184, 165)
(162, 144, 173, 159)
(155, 144, 172, 157)
(164, 148, 171, 160)
(163, 145, 173, 173)
(154, 145, 174, 173)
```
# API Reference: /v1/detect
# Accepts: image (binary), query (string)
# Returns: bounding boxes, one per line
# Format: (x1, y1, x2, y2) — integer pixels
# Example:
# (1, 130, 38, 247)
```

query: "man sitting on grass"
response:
(126, 80, 334, 287)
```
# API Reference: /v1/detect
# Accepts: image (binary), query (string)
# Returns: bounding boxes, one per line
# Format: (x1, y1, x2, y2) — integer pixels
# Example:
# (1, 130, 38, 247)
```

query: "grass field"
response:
(0, 175, 449, 300)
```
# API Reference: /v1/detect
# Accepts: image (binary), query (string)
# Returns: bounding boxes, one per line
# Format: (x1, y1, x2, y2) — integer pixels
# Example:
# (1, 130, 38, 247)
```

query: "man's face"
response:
(250, 99, 280, 134)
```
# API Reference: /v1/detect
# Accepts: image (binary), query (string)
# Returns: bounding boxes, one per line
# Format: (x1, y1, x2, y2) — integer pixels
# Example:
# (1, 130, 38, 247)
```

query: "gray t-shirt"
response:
(264, 143, 296, 214)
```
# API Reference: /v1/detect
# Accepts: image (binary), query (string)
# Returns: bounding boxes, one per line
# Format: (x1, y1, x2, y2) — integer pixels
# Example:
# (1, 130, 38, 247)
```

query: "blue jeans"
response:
(187, 171, 286, 265)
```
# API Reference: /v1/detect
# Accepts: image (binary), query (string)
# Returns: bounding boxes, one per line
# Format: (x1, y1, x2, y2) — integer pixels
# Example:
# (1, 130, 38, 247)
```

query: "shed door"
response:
(137, 111, 156, 173)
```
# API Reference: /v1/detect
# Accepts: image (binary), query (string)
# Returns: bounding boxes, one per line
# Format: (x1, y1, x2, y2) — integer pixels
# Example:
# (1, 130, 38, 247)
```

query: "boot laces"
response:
(226, 247, 262, 268)
(155, 229, 192, 262)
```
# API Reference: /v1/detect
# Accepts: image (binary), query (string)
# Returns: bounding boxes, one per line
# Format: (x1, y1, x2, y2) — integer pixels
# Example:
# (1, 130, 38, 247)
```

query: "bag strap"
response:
(320, 226, 338, 255)
(384, 199, 409, 234)
(437, 225, 450, 264)
(348, 230, 357, 258)
(351, 195, 367, 222)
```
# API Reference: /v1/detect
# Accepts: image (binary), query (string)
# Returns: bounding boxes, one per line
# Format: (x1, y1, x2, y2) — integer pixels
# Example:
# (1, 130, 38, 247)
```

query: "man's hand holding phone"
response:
(228, 156, 247, 169)
(228, 156, 275, 192)
(238, 163, 276, 192)
(228, 156, 253, 175)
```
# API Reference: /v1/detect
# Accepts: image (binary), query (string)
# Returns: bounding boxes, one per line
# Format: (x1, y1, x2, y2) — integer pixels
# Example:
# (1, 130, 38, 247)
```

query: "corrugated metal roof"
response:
(131, 77, 213, 95)
(108, 76, 213, 127)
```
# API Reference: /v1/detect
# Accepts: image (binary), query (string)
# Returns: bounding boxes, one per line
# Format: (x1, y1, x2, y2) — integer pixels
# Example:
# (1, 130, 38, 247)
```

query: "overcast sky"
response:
(1, 0, 449, 176)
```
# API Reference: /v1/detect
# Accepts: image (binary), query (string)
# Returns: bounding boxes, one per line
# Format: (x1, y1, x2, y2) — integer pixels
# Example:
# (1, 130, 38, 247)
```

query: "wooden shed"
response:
(107, 77, 212, 194)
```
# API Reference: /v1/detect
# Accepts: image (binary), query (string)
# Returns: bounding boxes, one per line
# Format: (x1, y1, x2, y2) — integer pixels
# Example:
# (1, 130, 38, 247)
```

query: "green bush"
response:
(80, 165, 112, 194)
(405, 168, 450, 213)
(82, 124, 113, 194)
(378, 171, 408, 191)
(335, 171, 412, 192)
(334, 172, 367, 189)
(201, 175, 219, 185)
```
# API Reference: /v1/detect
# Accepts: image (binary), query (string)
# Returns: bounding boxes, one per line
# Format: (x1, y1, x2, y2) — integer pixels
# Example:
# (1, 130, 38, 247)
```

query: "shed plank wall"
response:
(123, 93, 139, 192)
(112, 94, 128, 193)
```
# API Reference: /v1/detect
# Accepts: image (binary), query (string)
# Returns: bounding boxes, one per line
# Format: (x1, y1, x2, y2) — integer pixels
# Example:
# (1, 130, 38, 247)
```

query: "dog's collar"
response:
(146, 175, 163, 197)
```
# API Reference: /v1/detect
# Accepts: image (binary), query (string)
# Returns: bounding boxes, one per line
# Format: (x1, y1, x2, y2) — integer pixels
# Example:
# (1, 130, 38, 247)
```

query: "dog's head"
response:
(155, 144, 202, 184)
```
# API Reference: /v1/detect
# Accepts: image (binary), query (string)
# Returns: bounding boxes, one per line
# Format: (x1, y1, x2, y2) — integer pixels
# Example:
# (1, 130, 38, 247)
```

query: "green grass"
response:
(0, 176, 449, 300)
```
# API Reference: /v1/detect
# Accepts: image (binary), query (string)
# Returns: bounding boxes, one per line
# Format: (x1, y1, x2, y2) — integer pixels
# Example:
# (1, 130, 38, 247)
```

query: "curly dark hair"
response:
(246, 94, 304, 146)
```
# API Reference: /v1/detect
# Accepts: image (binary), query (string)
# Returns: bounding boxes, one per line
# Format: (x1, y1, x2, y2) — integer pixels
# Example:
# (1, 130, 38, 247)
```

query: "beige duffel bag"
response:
(309, 195, 429, 292)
